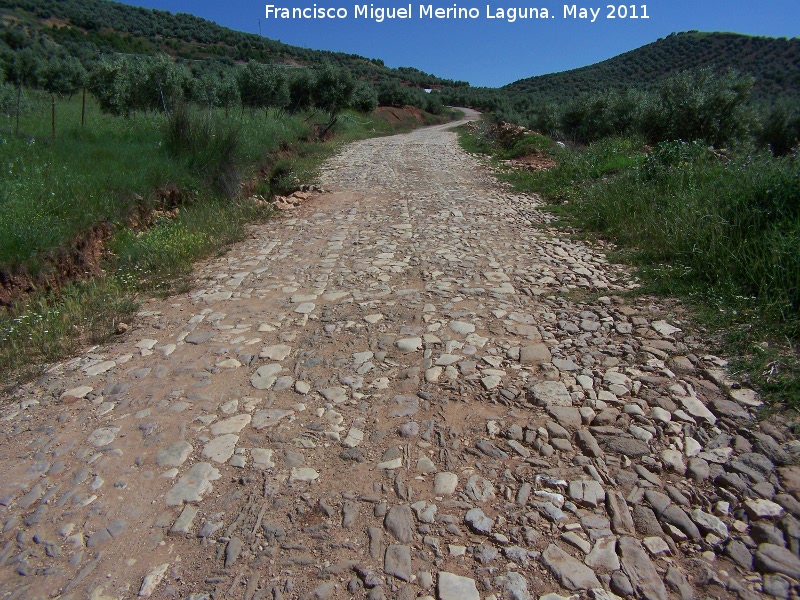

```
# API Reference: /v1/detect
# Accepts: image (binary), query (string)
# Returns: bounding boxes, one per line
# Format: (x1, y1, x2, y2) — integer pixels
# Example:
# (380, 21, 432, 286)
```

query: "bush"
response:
(526, 103, 560, 137)
(89, 54, 189, 115)
(505, 132, 555, 158)
(312, 63, 354, 117)
(645, 68, 755, 146)
(190, 72, 219, 109)
(41, 56, 86, 97)
(758, 104, 800, 156)
(87, 56, 129, 115)
(350, 81, 378, 113)
(237, 61, 289, 111)
(5, 47, 41, 87)
(287, 69, 316, 112)
(215, 72, 240, 113)
(0, 78, 18, 125)
(376, 80, 415, 107)
(424, 92, 444, 115)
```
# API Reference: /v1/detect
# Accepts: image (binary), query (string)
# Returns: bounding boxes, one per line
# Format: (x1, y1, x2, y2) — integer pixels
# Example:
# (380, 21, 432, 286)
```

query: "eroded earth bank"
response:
(2, 110, 799, 600)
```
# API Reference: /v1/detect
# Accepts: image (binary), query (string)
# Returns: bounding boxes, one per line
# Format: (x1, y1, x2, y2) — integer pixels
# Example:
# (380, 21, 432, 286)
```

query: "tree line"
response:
(442, 68, 800, 154)
(0, 8, 452, 124)
(0, 0, 468, 90)
(504, 31, 800, 105)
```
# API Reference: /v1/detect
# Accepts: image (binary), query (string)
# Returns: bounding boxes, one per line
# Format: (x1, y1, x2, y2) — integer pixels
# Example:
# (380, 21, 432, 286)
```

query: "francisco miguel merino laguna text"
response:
(265, 4, 651, 23)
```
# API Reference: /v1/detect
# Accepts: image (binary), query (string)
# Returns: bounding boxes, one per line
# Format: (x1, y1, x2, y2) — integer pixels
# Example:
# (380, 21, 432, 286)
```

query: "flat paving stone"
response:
(156, 441, 193, 468)
(438, 572, 480, 600)
(209, 414, 251, 435)
(250, 364, 282, 389)
(531, 381, 572, 407)
(201, 434, 239, 463)
(252, 409, 294, 429)
(87, 427, 120, 447)
(541, 543, 601, 590)
(165, 463, 221, 506)
(185, 331, 215, 345)
(260, 344, 293, 360)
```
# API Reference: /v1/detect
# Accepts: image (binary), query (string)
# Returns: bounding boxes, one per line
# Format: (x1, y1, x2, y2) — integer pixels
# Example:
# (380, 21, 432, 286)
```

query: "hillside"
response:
(4, 3, 799, 105)
(0, 0, 466, 89)
(504, 31, 800, 104)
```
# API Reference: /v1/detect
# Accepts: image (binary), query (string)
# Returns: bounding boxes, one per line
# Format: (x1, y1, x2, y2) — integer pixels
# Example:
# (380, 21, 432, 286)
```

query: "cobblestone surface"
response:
(1, 110, 796, 600)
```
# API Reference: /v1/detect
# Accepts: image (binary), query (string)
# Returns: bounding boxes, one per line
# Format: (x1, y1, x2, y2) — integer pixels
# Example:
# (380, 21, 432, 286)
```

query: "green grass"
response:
(499, 136, 646, 202)
(579, 147, 800, 322)
(459, 120, 800, 406)
(1, 96, 311, 266)
(1, 276, 140, 385)
(0, 92, 452, 391)
(1, 96, 187, 272)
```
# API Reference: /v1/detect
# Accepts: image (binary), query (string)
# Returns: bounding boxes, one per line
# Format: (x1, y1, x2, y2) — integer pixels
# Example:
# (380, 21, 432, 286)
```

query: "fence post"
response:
(159, 84, 168, 115)
(15, 82, 21, 135)
(81, 87, 86, 128)
(52, 95, 56, 139)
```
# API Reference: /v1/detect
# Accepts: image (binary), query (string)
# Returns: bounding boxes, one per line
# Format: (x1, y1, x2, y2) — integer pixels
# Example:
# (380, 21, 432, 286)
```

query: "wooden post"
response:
(51, 95, 56, 138)
(15, 82, 21, 135)
(81, 87, 86, 128)
(159, 84, 168, 115)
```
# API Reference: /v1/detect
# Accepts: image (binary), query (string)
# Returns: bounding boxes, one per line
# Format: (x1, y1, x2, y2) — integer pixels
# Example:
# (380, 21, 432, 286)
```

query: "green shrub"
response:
(237, 60, 289, 110)
(88, 54, 189, 115)
(0, 78, 20, 129)
(350, 81, 378, 113)
(41, 56, 86, 97)
(287, 69, 316, 112)
(505, 132, 554, 158)
(376, 80, 415, 107)
(424, 92, 444, 115)
(644, 68, 756, 146)
(312, 63, 355, 118)
(561, 93, 623, 142)
(758, 104, 800, 156)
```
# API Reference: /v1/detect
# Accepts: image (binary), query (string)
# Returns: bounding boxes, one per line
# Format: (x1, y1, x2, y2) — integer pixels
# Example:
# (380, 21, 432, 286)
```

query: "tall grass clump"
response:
(164, 101, 241, 198)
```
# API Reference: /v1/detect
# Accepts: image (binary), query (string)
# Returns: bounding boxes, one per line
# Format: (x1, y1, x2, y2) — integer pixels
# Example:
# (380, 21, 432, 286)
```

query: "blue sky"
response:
(125, 0, 800, 87)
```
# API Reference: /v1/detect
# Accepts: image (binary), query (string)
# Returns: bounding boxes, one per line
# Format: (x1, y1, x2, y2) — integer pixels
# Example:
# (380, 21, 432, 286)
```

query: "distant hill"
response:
(504, 31, 800, 104)
(0, 0, 466, 89)
(3, 2, 799, 114)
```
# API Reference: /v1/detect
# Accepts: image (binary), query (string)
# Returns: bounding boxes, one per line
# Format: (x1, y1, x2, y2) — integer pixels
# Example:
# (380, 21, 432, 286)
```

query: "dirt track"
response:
(1, 109, 796, 600)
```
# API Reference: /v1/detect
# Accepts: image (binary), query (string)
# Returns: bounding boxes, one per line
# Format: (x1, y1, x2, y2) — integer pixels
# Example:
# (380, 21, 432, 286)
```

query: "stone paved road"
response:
(2, 110, 798, 600)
